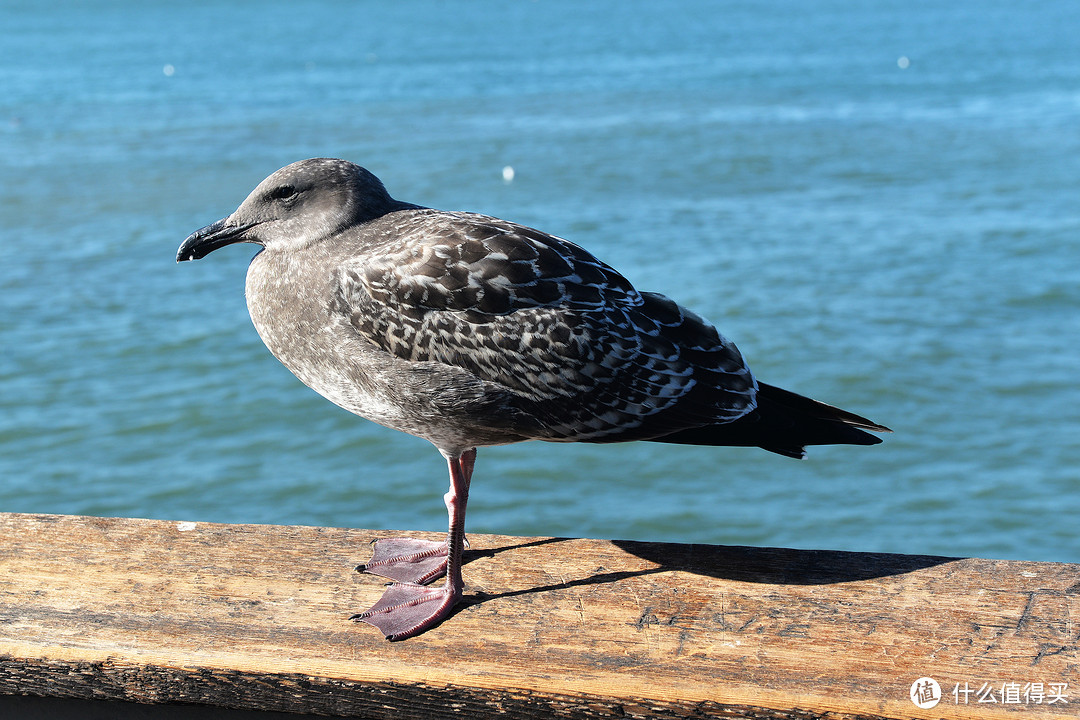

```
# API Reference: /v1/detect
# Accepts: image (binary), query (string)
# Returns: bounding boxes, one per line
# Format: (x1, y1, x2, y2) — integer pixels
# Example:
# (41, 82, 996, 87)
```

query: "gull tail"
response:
(653, 382, 891, 459)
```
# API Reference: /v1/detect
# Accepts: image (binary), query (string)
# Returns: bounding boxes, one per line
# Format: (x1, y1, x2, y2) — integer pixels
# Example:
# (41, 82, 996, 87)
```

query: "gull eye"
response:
(267, 185, 298, 201)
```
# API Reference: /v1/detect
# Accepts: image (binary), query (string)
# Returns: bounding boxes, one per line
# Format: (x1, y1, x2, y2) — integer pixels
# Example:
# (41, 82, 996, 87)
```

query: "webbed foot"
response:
(356, 537, 448, 585)
(353, 448, 475, 641)
(350, 580, 460, 641)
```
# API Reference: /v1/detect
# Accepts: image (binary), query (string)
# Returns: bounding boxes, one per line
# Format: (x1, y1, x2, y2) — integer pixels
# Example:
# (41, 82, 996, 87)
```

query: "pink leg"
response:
(352, 448, 475, 640)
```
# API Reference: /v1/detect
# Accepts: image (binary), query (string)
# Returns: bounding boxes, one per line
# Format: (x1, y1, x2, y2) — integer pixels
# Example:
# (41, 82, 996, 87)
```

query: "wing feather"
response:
(332, 210, 756, 441)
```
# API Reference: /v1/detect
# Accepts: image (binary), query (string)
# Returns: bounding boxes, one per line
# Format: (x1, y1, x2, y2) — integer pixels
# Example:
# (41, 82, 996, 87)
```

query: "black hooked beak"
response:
(176, 218, 257, 262)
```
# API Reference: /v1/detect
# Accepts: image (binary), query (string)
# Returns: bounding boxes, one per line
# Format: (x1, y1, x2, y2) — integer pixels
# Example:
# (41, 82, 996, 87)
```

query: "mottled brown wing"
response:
(332, 210, 756, 441)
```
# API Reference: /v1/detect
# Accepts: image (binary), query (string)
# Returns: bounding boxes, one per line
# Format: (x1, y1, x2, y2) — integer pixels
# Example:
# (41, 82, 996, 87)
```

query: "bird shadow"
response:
(612, 539, 959, 585)
(457, 536, 959, 609)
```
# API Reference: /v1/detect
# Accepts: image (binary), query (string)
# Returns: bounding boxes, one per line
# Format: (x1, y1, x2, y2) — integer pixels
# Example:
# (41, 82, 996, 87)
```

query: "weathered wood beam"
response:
(0, 512, 1075, 718)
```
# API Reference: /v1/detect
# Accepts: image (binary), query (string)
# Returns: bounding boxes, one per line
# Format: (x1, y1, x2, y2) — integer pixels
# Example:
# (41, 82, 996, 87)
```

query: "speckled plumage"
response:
(331, 208, 758, 446)
(178, 158, 888, 640)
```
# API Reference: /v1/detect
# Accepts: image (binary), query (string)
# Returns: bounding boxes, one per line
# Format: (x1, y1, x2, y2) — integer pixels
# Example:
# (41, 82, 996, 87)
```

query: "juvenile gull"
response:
(177, 158, 889, 640)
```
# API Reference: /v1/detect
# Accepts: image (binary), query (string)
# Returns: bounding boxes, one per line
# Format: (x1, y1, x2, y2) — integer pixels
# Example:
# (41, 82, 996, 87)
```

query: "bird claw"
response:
(351, 581, 460, 641)
(356, 537, 448, 584)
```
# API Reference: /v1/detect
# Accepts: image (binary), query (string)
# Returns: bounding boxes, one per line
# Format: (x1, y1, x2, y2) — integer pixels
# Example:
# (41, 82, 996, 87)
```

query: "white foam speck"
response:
(176, 521, 197, 532)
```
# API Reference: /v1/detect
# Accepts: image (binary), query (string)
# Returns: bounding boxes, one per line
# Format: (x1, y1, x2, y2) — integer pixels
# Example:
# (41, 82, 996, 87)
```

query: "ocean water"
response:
(1, 0, 1078, 563)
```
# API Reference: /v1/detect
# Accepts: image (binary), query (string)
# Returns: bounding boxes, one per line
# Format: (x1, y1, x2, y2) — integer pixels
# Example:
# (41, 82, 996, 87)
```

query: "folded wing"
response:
(331, 210, 758, 443)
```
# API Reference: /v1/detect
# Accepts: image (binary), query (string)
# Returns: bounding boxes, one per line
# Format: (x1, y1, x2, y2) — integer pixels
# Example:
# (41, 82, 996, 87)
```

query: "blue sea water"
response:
(1, 0, 1078, 563)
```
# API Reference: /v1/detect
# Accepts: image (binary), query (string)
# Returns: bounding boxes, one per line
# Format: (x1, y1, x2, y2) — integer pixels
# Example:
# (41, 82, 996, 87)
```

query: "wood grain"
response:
(0, 512, 1076, 718)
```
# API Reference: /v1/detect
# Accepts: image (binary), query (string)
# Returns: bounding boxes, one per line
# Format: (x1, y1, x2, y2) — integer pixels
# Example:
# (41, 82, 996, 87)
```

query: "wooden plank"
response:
(0, 694, 313, 719)
(0, 512, 1075, 719)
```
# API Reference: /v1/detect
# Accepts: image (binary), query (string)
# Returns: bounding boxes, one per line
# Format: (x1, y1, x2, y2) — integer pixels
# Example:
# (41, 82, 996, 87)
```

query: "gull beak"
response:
(176, 217, 256, 262)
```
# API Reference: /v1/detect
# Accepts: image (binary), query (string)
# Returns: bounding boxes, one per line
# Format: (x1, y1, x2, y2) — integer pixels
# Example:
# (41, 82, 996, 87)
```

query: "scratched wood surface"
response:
(0, 512, 1076, 719)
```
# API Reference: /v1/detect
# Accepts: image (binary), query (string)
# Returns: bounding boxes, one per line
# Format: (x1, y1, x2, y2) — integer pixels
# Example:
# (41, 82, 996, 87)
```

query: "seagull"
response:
(177, 158, 889, 640)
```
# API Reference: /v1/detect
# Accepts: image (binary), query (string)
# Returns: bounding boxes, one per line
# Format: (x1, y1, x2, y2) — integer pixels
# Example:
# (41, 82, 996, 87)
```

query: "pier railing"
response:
(0, 512, 1075, 718)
